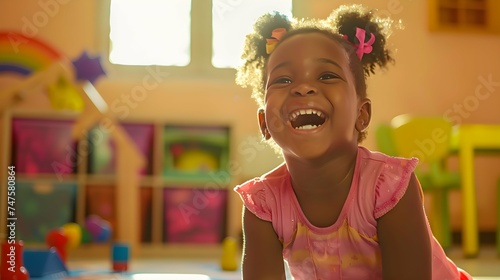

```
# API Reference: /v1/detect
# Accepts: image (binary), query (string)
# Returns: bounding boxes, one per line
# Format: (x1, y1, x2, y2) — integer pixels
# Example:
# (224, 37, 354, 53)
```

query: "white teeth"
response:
(290, 109, 323, 121)
(296, 125, 318, 130)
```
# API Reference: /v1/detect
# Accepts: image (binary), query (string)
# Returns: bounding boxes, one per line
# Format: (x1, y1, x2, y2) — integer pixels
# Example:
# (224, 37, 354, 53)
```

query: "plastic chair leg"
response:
(429, 189, 452, 250)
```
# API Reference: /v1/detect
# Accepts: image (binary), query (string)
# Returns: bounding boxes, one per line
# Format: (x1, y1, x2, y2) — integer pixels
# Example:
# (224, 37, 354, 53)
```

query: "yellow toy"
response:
(61, 223, 82, 249)
(220, 237, 238, 271)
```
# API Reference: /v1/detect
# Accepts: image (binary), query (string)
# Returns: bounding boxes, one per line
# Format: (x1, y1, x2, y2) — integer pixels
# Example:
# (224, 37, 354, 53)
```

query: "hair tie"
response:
(343, 27, 376, 59)
(266, 28, 287, 54)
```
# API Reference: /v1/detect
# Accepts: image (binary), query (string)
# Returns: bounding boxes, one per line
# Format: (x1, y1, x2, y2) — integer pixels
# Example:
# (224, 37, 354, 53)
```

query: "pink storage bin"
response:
(12, 118, 76, 175)
(164, 188, 227, 244)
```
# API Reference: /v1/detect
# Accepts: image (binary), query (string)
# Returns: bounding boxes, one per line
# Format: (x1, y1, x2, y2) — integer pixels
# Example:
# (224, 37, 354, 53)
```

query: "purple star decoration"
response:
(72, 51, 106, 84)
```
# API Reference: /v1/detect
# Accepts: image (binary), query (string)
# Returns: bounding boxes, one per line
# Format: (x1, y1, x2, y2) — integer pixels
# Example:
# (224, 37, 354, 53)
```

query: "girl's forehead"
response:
(267, 32, 350, 69)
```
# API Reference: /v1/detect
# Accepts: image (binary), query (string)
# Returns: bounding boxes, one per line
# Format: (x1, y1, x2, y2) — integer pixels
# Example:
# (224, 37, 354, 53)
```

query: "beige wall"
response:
(1, 0, 499, 232)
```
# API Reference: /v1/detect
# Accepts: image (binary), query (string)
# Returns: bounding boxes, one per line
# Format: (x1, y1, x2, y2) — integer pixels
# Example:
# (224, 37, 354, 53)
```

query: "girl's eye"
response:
(273, 77, 292, 84)
(319, 73, 339, 80)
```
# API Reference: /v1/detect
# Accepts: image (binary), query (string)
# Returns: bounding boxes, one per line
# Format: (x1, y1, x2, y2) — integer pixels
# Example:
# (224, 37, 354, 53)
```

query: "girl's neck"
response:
(285, 147, 358, 193)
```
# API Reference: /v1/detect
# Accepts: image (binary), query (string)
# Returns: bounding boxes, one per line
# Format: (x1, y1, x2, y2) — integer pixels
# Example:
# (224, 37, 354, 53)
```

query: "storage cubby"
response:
(163, 187, 227, 244)
(87, 122, 155, 176)
(85, 185, 153, 243)
(162, 125, 231, 184)
(16, 180, 77, 243)
(11, 118, 77, 176)
(1, 110, 233, 256)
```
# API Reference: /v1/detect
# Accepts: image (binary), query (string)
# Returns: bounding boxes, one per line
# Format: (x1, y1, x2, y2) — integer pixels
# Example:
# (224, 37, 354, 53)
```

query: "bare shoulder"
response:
(377, 173, 432, 280)
(242, 207, 286, 280)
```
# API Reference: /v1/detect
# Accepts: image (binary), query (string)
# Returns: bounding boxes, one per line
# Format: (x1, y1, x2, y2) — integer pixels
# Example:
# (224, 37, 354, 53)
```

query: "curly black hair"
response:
(236, 4, 396, 143)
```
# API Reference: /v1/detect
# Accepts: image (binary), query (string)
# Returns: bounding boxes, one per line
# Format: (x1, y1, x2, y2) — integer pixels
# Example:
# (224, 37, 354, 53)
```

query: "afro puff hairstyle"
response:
(236, 5, 394, 106)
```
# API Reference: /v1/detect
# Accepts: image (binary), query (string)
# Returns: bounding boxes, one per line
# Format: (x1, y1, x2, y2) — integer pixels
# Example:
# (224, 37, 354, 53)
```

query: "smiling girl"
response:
(234, 4, 472, 280)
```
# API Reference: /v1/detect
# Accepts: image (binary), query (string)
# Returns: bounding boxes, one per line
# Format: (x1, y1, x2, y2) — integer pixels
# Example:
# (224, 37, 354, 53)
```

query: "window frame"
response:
(428, 0, 500, 33)
(98, 0, 305, 81)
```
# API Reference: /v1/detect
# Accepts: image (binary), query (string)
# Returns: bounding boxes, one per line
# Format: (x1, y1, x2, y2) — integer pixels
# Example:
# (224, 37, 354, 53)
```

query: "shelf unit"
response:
(428, 0, 500, 33)
(0, 109, 234, 257)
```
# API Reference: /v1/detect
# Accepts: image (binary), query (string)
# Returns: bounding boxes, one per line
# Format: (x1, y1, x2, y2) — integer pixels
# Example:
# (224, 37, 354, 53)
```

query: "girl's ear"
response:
(355, 98, 371, 133)
(258, 109, 271, 140)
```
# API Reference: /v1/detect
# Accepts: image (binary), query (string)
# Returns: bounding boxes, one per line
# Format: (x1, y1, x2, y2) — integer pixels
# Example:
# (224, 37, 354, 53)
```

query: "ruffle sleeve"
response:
(373, 157, 419, 219)
(234, 179, 273, 222)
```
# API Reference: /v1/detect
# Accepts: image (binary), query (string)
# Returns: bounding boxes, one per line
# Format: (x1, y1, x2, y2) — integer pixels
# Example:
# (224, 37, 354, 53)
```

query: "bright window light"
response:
(109, 0, 191, 66)
(212, 0, 293, 68)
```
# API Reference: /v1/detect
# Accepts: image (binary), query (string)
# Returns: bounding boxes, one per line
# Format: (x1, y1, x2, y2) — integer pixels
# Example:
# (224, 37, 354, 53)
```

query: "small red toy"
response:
(1, 240, 30, 280)
(46, 229, 69, 263)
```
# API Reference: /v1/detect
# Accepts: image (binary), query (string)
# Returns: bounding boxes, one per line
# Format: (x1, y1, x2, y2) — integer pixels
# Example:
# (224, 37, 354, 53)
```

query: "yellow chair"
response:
(388, 114, 460, 249)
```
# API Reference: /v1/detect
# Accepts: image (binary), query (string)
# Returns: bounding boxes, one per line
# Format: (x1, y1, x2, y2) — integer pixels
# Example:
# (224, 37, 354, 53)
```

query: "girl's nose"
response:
(291, 82, 317, 96)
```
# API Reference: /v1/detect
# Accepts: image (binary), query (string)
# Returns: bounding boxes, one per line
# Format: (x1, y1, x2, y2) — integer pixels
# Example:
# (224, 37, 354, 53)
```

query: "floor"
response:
(64, 245, 500, 279)
(447, 245, 500, 279)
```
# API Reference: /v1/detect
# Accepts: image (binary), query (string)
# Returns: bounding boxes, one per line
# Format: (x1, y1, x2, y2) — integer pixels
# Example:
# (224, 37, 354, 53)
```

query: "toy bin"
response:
(163, 125, 230, 183)
(87, 122, 154, 175)
(11, 118, 77, 175)
(16, 181, 77, 243)
(85, 185, 153, 242)
(163, 187, 227, 244)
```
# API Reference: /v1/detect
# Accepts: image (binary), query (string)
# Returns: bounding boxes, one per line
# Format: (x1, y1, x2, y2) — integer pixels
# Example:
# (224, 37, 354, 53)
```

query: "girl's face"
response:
(261, 32, 370, 161)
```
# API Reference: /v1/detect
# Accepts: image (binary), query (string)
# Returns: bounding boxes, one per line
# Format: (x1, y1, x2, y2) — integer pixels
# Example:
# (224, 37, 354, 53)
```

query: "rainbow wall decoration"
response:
(0, 31, 62, 77)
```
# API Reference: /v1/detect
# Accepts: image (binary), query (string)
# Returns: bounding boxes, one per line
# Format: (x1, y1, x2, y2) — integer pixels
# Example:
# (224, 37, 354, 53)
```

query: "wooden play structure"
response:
(0, 31, 234, 260)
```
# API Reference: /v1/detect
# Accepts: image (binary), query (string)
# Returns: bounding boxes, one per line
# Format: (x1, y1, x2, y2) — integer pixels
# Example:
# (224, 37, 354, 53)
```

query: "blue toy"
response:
(112, 243, 130, 272)
(23, 248, 68, 279)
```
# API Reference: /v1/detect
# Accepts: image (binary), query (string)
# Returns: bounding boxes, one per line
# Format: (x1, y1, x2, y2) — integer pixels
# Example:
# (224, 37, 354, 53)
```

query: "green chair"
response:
(382, 115, 460, 249)
(374, 123, 399, 157)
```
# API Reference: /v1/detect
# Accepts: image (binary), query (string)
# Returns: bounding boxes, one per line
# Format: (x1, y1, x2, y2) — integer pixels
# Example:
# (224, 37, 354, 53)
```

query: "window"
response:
(212, 0, 292, 68)
(105, 0, 293, 77)
(109, 0, 191, 66)
(428, 0, 500, 33)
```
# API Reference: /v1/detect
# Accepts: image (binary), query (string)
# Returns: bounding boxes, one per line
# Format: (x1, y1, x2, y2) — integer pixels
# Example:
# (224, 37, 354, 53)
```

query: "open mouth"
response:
(289, 109, 326, 130)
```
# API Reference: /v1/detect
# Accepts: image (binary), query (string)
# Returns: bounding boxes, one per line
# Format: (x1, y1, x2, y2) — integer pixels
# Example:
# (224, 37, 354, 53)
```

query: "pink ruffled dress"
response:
(235, 146, 472, 280)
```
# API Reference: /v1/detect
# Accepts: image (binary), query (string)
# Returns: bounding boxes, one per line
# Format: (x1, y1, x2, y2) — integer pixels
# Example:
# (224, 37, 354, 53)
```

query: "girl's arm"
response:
(241, 206, 286, 280)
(377, 173, 432, 280)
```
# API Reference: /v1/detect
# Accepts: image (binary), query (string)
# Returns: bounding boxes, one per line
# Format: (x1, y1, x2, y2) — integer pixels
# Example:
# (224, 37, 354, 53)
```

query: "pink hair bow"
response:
(344, 27, 376, 60)
(266, 28, 287, 54)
